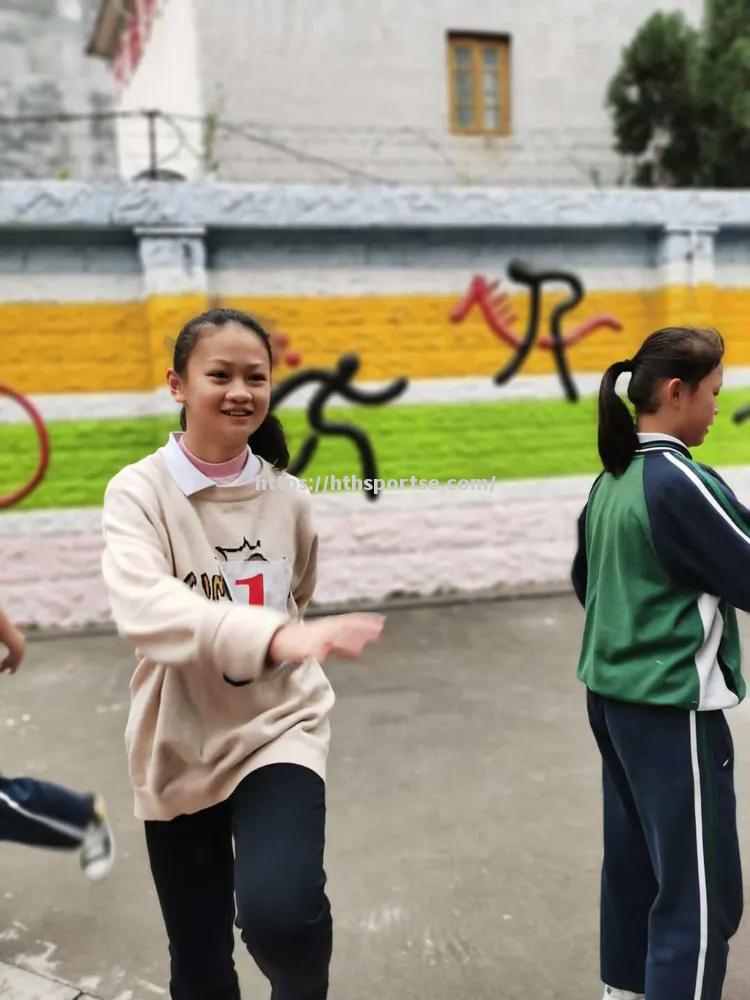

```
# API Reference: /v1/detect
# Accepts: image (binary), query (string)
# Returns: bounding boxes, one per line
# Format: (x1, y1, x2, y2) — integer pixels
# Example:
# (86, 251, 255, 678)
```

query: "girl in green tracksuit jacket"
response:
(573, 326, 748, 1000)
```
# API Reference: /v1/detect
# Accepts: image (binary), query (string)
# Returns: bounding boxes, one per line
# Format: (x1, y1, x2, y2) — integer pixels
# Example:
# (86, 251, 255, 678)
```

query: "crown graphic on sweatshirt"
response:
(215, 537, 267, 562)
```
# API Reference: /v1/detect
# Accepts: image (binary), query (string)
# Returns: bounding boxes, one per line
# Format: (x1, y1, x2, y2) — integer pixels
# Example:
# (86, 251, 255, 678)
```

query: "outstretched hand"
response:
(268, 613, 385, 666)
(0, 626, 25, 674)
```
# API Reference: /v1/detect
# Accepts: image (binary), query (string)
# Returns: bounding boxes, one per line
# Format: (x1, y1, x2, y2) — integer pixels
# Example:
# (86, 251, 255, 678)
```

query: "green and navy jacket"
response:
(573, 434, 750, 711)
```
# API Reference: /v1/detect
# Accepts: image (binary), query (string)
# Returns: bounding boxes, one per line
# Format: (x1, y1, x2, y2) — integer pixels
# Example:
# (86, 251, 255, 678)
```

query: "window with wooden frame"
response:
(447, 32, 511, 136)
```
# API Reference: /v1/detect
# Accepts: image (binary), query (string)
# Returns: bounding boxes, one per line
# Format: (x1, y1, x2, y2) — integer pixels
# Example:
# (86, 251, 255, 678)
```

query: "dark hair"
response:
(598, 326, 724, 476)
(173, 307, 289, 469)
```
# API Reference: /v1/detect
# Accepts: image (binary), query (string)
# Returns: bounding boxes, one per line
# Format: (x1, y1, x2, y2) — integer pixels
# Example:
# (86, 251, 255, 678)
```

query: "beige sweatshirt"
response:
(101, 435, 335, 821)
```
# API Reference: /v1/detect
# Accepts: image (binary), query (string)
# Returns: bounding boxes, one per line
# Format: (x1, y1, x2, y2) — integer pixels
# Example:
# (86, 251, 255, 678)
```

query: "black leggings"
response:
(145, 764, 331, 1000)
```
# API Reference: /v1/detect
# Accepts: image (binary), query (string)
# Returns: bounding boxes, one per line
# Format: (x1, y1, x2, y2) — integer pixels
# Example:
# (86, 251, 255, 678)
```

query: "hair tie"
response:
(618, 359, 634, 373)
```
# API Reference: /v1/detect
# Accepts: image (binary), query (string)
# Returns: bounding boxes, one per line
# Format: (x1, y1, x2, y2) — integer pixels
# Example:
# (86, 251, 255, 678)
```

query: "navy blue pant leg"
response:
(588, 692, 743, 1000)
(0, 776, 94, 848)
(587, 693, 656, 993)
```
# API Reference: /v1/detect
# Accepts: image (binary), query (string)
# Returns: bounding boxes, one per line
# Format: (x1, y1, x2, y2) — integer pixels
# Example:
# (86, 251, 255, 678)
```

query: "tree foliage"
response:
(607, 1, 750, 186)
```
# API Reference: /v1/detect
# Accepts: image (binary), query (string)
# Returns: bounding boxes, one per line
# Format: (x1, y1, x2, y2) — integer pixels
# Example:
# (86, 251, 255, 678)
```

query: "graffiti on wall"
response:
(0, 385, 50, 509)
(271, 354, 408, 501)
(450, 260, 623, 402)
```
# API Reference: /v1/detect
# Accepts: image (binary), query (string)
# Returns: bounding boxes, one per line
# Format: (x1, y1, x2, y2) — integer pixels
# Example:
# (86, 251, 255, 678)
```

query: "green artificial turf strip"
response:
(3, 389, 750, 512)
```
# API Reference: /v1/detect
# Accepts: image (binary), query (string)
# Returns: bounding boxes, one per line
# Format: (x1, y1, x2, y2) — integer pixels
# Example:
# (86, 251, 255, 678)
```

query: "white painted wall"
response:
(116, 0, 204, 180)
(189, 0, 706, 185)
(0, 0, 116, 180)
(104, 0, 706, 184)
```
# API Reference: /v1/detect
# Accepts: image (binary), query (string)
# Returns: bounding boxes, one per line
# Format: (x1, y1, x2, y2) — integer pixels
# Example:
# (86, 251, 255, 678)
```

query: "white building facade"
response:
(0, 0, 116, 180)
(88, 0, 705, 186)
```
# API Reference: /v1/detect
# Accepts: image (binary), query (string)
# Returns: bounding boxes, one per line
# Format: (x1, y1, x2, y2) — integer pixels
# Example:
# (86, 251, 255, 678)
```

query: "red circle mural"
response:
(0, 385, 50, 509)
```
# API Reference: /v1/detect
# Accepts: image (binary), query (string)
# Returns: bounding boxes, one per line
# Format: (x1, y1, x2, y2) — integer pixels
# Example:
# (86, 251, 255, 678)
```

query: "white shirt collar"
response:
(160, 432, 261, 497)
(637, 432, 686, 447)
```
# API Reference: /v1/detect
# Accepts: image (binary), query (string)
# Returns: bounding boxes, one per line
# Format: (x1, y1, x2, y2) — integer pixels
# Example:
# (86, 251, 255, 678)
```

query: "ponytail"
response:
(598, 360, 638, 476)
(249, 413, 289, 470)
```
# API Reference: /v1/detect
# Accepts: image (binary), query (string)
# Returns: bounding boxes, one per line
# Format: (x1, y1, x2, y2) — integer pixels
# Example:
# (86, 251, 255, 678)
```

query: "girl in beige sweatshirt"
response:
(101, 307, 384, 1000)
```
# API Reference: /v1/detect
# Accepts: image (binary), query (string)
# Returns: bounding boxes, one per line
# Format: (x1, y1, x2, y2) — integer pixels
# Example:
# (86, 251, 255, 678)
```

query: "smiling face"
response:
(167, 322, 272, 462)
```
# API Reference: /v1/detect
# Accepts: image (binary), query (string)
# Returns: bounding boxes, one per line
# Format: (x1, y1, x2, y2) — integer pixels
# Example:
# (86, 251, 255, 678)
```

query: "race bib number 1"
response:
(217, 558, 292, 615)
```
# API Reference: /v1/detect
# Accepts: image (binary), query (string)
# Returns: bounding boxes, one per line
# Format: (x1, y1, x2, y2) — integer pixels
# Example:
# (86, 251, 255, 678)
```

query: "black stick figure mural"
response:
(450, 259, 622, 403)
(499, 261, 583, 401)
(271, 353, 408, 501)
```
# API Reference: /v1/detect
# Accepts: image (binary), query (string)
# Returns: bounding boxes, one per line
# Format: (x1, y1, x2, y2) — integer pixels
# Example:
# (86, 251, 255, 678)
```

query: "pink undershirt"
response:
(178, 435, 250, 485)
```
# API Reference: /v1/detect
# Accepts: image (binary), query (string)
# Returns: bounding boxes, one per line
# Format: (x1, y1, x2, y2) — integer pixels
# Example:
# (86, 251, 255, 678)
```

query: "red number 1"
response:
(235, 574, 265, 606)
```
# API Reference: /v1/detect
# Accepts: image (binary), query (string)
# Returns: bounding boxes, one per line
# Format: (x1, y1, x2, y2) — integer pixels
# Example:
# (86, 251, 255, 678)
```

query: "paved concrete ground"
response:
(0, 594, 749, 1000)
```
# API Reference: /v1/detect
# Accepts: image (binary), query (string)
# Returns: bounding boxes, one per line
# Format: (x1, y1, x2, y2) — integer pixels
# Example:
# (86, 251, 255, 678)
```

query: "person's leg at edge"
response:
(0, 775, 95, 848)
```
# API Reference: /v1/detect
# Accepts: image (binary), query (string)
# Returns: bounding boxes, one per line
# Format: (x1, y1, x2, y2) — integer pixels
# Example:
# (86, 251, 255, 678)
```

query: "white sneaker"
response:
(602, 988, 645, 1000)
(80, 794, 115, 880)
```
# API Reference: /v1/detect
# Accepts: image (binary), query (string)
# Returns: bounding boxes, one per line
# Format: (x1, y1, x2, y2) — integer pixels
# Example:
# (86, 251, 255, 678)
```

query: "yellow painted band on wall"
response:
(2, 288, 750, 393)
(144, 294, 210, 386)
(0, 296, 205, 394)
(2, 300, 150, 393)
